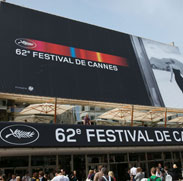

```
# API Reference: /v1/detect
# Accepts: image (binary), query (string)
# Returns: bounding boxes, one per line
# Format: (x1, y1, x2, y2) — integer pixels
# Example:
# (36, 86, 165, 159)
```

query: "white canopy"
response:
(19, 103, 74, 115)
(98, 108, 175, 123)
(168, 116, 183, 123)
(14, 114, 53, 123)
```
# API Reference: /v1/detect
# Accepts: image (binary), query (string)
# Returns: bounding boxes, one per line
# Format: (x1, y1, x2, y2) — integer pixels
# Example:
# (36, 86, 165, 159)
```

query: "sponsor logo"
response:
(0, 125, 39, 145)
(15, 38, 37, 48)
(28, 86, 34, 91)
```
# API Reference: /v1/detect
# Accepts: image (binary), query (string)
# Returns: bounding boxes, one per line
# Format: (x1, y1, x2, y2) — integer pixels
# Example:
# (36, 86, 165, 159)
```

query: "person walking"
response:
(99, 168, 113, 181)
(134, 167, 144, 181)
(108, 171, 116, 181)
(94, 165, 103, 181)
(148, 167, 161, 181)
(51, 169, 69, 181)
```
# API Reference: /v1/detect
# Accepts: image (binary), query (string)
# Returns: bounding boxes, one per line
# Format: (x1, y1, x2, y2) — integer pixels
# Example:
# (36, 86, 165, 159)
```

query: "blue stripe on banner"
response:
(70, 47, 76, 58)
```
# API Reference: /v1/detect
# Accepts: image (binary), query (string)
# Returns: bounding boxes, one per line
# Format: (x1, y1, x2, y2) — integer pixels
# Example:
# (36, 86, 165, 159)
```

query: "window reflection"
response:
(0, 156, 28, 167)
(31, 156, 56, 166)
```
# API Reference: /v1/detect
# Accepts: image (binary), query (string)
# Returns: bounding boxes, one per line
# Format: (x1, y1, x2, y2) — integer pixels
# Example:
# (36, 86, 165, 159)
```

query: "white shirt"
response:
(52, 175, 69, 181)
(22, 176, 31, 181)
(10, 179, 16, 181)
(130, 167, 137, 176)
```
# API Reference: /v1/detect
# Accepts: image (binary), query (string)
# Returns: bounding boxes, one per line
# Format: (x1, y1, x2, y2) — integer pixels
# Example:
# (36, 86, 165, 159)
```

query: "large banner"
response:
(0, 2, 183, 108)
(0, 122, 183, 147)
(0, 2, 151, 106)
(131, 37, 183, 108)
(141, 38, 183, 108)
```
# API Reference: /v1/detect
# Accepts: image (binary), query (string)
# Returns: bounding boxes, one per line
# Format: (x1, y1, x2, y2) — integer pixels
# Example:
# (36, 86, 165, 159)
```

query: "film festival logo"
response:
(5, 129, 35, 139)
(0, 124, 39, 145)
(15, 38, 37, 49)
(15, 38, 128, 72)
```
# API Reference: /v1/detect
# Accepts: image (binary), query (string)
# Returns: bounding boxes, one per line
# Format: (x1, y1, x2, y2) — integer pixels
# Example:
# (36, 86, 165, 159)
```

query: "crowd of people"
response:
(129, 163, 183, 181)
(0, 163, 182, 181)
(86, 165, 116, 181)
(0, 166, 114, 181)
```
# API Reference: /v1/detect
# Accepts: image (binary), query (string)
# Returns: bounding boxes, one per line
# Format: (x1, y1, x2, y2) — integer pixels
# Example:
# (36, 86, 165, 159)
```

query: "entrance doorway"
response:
(110, 163, 129, 181)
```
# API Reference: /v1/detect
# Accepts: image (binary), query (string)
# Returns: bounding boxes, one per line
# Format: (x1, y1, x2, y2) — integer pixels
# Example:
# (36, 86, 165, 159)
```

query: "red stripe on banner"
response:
(27, 39, 128, 67)
(27, 39, 71, 57)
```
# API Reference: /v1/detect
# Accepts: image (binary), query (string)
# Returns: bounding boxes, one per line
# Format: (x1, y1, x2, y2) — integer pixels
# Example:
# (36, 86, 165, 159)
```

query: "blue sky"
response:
(7, 0, 183, 53)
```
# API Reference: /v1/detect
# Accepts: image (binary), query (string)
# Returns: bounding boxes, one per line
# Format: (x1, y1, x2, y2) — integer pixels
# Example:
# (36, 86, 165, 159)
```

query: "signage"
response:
(0, 122, 183, 147)
(0, 124, 39, 145)
(0, 2, 151, 106)
(0, 3, 183, 108)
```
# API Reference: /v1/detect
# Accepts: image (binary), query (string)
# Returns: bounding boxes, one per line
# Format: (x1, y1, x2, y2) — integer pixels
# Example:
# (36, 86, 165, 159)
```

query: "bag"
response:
(102, 176, 111, 181)
(165, 174, 172, 181)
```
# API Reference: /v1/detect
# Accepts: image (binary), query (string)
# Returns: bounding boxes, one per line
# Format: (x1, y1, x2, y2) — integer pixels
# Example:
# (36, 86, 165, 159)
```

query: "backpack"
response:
(165, 174, 172, 181)
(149, 176, 159, 181)
(102, 176, 112, 181)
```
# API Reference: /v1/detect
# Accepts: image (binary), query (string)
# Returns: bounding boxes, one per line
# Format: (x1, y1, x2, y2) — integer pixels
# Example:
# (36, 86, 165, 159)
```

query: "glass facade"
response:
(0, 151, 183, 180)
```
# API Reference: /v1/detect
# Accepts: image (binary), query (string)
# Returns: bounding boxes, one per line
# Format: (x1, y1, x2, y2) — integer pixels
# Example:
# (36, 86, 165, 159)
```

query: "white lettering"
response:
(155, 131, 164, 142)
(145, 130, 154, 142)
(137, 131, 147, 142)
(86, 129, 95, 142)
(33, 51, 38, 57)
(106, 130, 116, 142)
(127, 130, 136, 142)
(163, 131, 172, 142)
(66, 128, 76, 142)
(173, 131, 181, 142)
(124, 130, 129, 142)
(115, 130, 123, 142)
(96, 129, 106, 142)
(55, 128, 65, 142)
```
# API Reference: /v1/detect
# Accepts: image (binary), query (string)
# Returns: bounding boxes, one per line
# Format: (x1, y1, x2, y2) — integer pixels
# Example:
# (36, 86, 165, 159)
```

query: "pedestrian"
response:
(155, 167, 162, 178)
(108, 171, 116, 181)
(10, 174, 16, 181)
(83, 114, 91, 125)
(86, 170, 94, 181)
(16, 176, 21, 181)
(157, 163, 164, 173)
(22, 171, 30, 181)
(134, 167, 144, 181)
(99, 168, 113, 181)
(39, 171, 47, 181)
(163, 166, 172, 181)
(94, 165, 103, 181)
(172, 164, 181, 181)
(51, 169, 69, 181)
(130, 165, 137, 181)
(32, 172, 39, 181)
(147, 167, 161, 181)
(70, 170, 77, 181)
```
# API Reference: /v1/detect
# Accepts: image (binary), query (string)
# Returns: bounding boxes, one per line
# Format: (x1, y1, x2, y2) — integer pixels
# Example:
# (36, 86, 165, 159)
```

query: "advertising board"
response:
(0, 122, 183, 147)
(0, 2, 183, 108)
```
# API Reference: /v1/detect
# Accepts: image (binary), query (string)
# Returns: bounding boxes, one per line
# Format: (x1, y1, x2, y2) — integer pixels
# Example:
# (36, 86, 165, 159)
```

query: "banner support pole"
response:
(164, 108, 167, 128)
(131, 105, 134, 127)
(54, 97, 57, 124)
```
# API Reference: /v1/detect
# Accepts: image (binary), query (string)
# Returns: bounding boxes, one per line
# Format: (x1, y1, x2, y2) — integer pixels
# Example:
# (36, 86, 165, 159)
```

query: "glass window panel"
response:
(147, 152, 162, 160)
(129, 153, 139, 161)
(139, 153, 146, 161)
(87, 154, 107, 163)
(164, 152, 172, 160)
(172, 152, 180, 160)
(109, 153, 128, 162)
(0, 156, 28, 167)
(58, 155, 71, 174)
(31, 156, 56, 166)
(74, 155, 85, 181)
